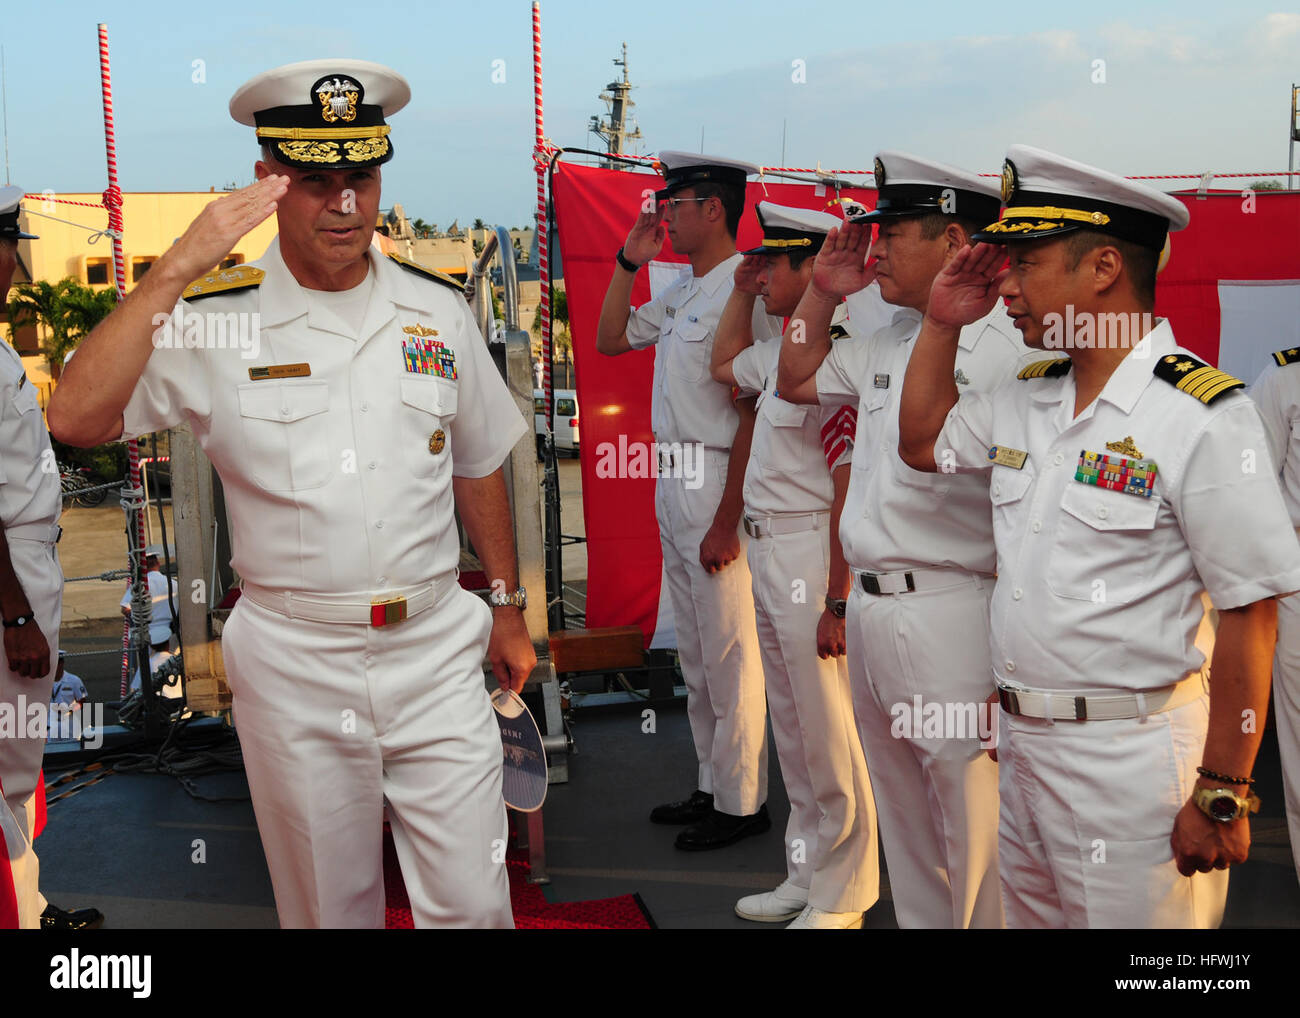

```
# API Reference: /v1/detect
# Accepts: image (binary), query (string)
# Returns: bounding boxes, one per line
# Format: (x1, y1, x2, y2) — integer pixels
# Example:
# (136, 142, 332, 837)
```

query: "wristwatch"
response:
(825, 598, 847, 619)
(2, 612, 35, 629)
(1192, 785, 1261, 823)
(488, 586, 528, 609)
(615, 247, 642, 273)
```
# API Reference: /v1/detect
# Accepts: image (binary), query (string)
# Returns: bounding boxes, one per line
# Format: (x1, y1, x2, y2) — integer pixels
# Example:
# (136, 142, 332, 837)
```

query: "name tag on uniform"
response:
(873, 373, 890, 389)
(248, 363, 311, 381)
(987, 445, 1027, 470)
(1075, 450, 1157, 498)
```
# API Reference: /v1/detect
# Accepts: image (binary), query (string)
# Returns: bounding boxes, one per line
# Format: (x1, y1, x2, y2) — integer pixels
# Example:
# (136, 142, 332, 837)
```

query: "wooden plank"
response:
(548, 626, 644, 674)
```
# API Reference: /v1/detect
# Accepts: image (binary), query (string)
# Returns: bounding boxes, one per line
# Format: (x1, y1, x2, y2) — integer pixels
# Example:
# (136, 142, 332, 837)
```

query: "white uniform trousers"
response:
(848, 576, 1003, 928)
(997, 689, 1227, 928)
(748, 524, 878, 912)
(222, 584, 512, 929)
(0, 536, 59, 929)
(655, 457, 768, 816)
(1273, 590, 1300, 884)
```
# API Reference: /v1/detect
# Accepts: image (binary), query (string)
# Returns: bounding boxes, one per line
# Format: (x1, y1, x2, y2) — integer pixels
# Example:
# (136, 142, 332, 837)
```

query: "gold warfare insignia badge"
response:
(1105, 435, 1143, 458)
(1001, 160, 1017, 204)
(402, 323, 439, 338)
(429, 429, 446, 455)
(874, 157, 886, 190)
(315, 75, 360, 123)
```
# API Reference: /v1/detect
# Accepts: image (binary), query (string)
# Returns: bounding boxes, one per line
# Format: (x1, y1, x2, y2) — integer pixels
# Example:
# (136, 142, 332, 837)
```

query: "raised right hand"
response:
(733, 254, 766, 296)
(810, 222, 876, 300)
(623, 208, 666, 267)
(926, 242, 1007, 330)
(165, 174, 290, 282)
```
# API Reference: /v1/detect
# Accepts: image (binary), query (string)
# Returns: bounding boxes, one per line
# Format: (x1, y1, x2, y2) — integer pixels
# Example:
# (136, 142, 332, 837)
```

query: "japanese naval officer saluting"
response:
(48, 60, 534, 929)
(710, 202, 881, 928)
(597, 153, 782, 850)
(897, 145, 1300, 928)
(777, 153, 1026, 928)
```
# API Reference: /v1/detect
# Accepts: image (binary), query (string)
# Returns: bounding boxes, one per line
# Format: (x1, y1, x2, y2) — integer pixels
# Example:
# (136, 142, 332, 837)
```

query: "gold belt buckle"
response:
(370, 595, 408, 627)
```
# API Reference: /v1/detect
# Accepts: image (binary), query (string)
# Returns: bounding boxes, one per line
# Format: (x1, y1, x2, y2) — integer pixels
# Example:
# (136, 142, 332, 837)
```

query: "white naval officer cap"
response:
(741, 201, 842, 256)
(0, 185, 38, 240)
(850, 151, 1002, 226)
(654, 151, 760, 201)
(973, 144, 1190, 252)
(230, 59, 411, 170)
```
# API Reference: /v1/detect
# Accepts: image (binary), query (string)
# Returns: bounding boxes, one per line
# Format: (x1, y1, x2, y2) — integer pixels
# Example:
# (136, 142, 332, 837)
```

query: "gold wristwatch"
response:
(1192, 786, 1261, 823)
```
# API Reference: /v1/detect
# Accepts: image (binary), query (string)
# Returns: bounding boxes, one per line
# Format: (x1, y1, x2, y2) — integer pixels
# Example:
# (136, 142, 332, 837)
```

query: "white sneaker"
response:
(785, 904, 865, 929)
(734, 881, 808, 922)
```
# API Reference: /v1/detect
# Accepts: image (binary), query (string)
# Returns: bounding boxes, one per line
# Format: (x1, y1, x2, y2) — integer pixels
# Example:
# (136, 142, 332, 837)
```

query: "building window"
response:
(132, 258, 155, 282)
(85, 259, 110, 285)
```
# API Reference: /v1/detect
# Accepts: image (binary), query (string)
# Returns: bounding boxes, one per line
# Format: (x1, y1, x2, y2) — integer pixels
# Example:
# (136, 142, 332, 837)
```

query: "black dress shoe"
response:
(649, 789, 713, 825)
(675, 804, 771, 851)
(41, 904, 104, 930)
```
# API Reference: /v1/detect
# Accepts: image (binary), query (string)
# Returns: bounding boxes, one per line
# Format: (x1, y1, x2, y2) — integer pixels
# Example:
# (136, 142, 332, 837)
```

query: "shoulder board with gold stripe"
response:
(1272, 347, 1300, 367)
(182, 266, 264, 301)
(1152, 353, 1244, 405)
(829, 323, 850, 340)
(387, 253, 465, 292)
(1017, 358, 1072, 380)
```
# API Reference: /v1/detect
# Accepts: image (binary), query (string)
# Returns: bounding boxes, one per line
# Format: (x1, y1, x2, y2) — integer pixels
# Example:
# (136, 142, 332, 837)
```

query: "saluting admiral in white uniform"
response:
(49, 60, 535, 929)
(1246, 351, 1300, 885)
(596, 153, 782, 850)
(897, 145, 1300, 928)
(710, 202, 881, 928)
(777, 153, 1025, 928)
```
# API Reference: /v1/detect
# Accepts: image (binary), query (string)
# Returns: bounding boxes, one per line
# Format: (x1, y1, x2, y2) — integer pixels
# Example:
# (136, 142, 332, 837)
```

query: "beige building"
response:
(3, 190, 280, 403)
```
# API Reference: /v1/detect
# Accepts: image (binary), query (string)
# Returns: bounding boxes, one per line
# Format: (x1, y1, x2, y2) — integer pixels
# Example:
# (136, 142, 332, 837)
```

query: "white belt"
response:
(997, 671, 1206, 722)
(855, 567, 989, 595)
(6, 521, 62, 545)
(240, 576, 458, 627)
(743, 512, 829, 539)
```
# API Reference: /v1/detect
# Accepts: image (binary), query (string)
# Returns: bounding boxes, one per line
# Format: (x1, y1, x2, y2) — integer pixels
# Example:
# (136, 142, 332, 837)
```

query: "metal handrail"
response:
(469, 225, 519, 339)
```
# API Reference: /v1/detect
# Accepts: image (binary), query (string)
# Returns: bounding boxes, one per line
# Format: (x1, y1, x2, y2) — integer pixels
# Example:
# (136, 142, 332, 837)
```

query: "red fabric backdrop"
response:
(552, 161, 1300, 642)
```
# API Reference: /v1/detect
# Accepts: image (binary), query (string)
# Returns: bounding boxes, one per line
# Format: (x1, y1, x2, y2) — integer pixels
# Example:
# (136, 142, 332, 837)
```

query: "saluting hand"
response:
(810, 222, 876, 300)
(165, 174, 290, 283)
(926, 242, 1007, 329)
(623, 208, 667, 267)
(732, 254, 766, 297)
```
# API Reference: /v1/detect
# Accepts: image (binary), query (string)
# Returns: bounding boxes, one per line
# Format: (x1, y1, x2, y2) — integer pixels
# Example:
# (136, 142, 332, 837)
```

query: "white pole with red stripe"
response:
(97, 22, 145, 698)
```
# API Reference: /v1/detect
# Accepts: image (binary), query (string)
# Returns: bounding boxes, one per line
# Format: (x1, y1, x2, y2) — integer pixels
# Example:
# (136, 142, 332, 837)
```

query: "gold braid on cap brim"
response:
(982, 206, 1112, 235)
(760, 238, 815, 248)
(273, 136, 391, 164)
(257, 125, 391, 141)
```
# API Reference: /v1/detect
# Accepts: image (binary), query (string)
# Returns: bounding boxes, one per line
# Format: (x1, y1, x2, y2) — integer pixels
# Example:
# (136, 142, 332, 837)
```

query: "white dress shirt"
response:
(121, 238, 527, 594)
(626, 253, 782, 449)
(816, 304, 1024, 573)
(937, 321, 1300, 692)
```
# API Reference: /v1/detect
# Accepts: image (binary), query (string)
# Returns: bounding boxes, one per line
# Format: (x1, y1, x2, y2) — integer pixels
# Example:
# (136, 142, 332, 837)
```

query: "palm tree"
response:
(7, 277, 118, 376)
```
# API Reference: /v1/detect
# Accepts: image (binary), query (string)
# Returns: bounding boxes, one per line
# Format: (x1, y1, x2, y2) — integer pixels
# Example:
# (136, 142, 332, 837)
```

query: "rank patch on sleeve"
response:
(1075, 449, 1157, 498)
(402, 336, 457, 379)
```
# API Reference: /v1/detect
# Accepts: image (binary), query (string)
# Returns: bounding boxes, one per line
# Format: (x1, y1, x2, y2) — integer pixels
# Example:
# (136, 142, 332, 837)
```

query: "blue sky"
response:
(1, 1, 1296, 230)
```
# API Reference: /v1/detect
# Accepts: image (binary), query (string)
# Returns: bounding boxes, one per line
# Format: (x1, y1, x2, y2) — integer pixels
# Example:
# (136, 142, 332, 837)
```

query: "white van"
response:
(534, 388, 580, 457)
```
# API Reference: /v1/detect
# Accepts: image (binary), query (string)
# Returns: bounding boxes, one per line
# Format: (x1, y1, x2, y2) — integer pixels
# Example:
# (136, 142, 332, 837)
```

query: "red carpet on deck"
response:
(382, 823, 654, 929)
